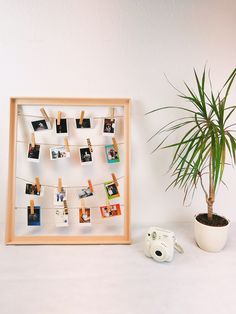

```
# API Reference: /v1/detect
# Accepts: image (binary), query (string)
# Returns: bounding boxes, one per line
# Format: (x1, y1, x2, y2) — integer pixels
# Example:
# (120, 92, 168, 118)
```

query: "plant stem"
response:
(207, 152, 215, 220)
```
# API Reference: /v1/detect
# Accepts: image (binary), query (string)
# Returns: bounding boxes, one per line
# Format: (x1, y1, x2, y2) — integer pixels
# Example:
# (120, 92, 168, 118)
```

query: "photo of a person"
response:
(27, 144, 40, 162)
(75, 118, 92, 129)
(27, 206, 41, 226)
(31, 119, 49, 132)
(79, 147, 93, 164)
(105, 145, 120, 163)
(54, 188, 67, 206)
(50, 146, 70, 160)
(104, 181, 120, 199)
(100, 204, 121, 218)
(103, 118, 116, 136)
(79, 208, 91, 225)
(56, 118, 68, 134)
(78, 187, 93, 199)
(25, 183, 43, 196)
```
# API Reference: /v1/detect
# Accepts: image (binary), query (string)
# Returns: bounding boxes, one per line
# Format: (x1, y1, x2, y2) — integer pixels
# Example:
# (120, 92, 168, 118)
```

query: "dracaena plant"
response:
(147, 68, 236, 222)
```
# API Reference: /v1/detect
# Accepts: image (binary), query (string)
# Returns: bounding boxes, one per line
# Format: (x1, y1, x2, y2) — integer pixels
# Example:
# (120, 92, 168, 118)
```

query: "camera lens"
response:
(155, 250, 162, 257)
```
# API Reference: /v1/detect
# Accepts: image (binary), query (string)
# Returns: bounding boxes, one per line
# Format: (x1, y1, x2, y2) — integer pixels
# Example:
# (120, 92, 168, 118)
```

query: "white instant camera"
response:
(144, 227, 184, 262)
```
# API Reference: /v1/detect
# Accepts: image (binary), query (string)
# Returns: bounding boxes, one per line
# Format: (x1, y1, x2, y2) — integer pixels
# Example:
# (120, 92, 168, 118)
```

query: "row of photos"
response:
(28, 117, 120, 164)
(24, 111, 122, 226)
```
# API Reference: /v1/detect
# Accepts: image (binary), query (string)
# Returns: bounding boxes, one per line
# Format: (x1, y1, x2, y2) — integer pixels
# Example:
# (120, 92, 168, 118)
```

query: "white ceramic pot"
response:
(194, 214, 230, 252)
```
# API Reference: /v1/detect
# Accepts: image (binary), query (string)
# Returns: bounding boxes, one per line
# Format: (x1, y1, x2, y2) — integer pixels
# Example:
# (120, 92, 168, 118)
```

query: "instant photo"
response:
(31, 119, 50, 132)
(55, 208, 69, 227)
(27, 144, 40, 162)
(104, 181, 120, 200)
(100, 204, 121, 218)
(105, 145, 120, 163)
(75, 118, 92, 129)
(55, 118, 68, 134)
(50, 146, 70, 160)
(54, 188, 67, 206)
(27, 206, 41, 226)
(79, 147, 93, 165)
(78, 187, 93, 199)
(25, 183, 43, 196)
(103, 118, 116, 136)
(79, 208, 91, 225)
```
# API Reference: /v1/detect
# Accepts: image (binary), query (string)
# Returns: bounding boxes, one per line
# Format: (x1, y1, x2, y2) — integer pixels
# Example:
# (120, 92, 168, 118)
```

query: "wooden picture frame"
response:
(5, 97, 131, 245)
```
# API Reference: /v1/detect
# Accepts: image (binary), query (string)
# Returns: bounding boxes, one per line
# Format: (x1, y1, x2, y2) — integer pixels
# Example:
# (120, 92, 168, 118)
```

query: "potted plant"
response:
(147, 68, 236, 252)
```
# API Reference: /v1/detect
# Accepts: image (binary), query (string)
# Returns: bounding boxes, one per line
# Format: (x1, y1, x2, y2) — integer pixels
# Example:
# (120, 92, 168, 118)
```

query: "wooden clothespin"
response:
(35, 177, 41, 193)
(112, 137, 118, 152)
(88, 180, 94, 193)
(81, 198, 86, 215)
(106, 198, 111, 211)
(64, 137, 70, 152)
(58, 177, 62, 193)
(30, 199, 35, 215)
(57, 111, 61, 125)
(79, 110, 85, 126)
(31, 133, 36, 148)
(40, 107, 50, 122)
(63, 200, 68, 214)
(111, 173, 119, 186)
(87, 138, 93, 153)
(111, 107, 115, 122)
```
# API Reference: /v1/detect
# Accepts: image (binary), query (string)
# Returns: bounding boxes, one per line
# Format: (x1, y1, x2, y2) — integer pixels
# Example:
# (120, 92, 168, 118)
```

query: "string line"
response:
(17, 140, 124, 147)
(15, 204, 124, 210)
(18, 113, 124, 119)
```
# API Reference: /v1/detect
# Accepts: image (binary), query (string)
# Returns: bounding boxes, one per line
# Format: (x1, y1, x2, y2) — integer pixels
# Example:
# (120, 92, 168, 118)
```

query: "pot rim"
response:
(194, 213, 230, 227)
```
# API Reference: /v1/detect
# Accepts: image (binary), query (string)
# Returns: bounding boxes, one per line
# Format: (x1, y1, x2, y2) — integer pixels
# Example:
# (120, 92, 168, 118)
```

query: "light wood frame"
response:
(5, 97, 131, 245)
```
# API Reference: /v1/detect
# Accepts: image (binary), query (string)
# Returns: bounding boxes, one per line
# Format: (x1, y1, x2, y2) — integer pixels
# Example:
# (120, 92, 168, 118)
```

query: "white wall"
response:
(0, 0, 236, 226)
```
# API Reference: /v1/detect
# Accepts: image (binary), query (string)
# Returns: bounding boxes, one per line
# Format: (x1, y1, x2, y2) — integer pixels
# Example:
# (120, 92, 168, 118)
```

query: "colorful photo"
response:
(31, 119, 50, 132)
(55, 118, 68, 134)
(104, 181, 120, 199)
(50, 146, 70, 160)
(27, 144, 40, 162)
(55, 208, 69, 227)
(105, 145, 120, 163)
(78, 187, 93, 199)
(100, 204, 121, 218)
(25, 183, 43, 196)
(75, 118, 92, 129)
(79, 147, 93, 164)
(103, 118, 116, 136)
(54, 188, 67, 206)
(79, 208, 91, 225)
(27, 206, 41, 226)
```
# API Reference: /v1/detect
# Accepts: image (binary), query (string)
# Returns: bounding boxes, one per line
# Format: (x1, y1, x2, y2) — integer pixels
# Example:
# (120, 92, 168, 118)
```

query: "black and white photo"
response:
(79, 147, 93, 165)
(27, 144, 40, 162)
(103, 118, 116, 136)
(55, 118, 68, 134)
(50, 146, 70, 160)
(31, 119, 50, 132)
(78, 187, 93, 199)
(75, 118, 92, 129)
(25, 183, 43, 196)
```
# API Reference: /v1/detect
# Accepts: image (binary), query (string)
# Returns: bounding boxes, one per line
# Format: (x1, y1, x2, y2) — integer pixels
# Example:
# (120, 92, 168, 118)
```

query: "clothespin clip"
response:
(88, 180, 94, 193)
(81, 198, 86, 215)
(31, 133, 36, 148)
(79, 110, 85, 126)
(40, 107, 50, 122)
(111, 173, 119, 186)
(57, 111, 61, 125)
(64, 137, 70, 152)
(87, 138, 93, 153)
(58, 177, 62, 193)
(63, 200, 68, 215)
(112, 137, 118, 152)
(106, 198, 111, 211)
(35, 177, 41, 193)
(30, 199, 35, 215)
(111, 107, 115, 122)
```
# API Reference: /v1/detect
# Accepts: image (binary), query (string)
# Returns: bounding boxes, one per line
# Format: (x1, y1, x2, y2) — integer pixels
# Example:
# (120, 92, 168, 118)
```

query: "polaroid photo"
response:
(27, 144, 40, 162)
(78, 187, 93, 199)
(31, 119, 51, 132)
(79, 208, 91, 225)
(25, 183, 44, 196)
(104, 181, 120, 200)
(103, 118, 116, 136)
(50, 146, 70, 160)
(75, 118, 93, 129)
(55, 118, 68, 135)
(27, 206, 41, 226)
(55, 208, 69, 227)
(105, 144, 120, 163)
(79, 147, 93, 165)
(100, 204, 121, 218)
(54, 188, 67, 206)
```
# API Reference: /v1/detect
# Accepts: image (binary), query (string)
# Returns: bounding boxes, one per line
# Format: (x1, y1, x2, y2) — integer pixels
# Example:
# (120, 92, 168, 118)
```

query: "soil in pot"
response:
(196, 213, 229, 227)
